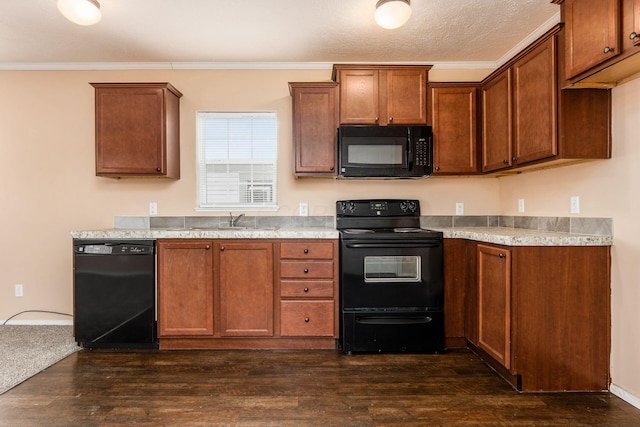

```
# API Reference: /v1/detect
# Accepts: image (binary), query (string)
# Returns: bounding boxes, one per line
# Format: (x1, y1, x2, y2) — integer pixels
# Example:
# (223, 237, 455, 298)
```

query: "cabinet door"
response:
(217, 241, 274, 337)
(477, 244, 511, 370)
(157, 240, 214, 337)
(431, 86, 479, 174)
(564, 0, 620, 79)
(386, 68, 428, 125)
(622, 0, 640, 50)
(338, 69, 380, 124)
(482, 70, 513, 172)
(289, 83, 338, 176)
(513, 37, 557, 165)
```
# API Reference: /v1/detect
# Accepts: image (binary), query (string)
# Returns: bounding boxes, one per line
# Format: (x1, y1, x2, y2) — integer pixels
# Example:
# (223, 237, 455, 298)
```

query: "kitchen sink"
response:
(188, 226, 279, 231)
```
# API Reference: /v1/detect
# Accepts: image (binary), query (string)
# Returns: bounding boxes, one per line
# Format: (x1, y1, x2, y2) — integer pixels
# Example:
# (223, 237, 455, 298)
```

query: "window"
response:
(196, 112, 278, 211)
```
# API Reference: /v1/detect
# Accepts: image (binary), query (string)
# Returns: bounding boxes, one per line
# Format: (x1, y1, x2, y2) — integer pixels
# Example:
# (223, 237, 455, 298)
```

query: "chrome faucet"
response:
(229, 212, 245, 227)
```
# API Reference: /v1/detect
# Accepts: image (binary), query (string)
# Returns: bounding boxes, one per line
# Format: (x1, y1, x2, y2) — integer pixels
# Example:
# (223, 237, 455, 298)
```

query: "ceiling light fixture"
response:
(374, 0, 412, 30)
(57, 0, 102, 26)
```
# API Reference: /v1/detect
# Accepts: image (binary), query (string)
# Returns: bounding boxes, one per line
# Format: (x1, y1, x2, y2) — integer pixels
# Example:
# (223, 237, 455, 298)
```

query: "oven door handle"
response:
(345, 242, 441, 249)
(356, 316, 433, 325)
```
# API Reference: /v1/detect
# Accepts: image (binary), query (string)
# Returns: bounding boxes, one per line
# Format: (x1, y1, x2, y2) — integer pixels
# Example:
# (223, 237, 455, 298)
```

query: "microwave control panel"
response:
(415, 138, 430, 166)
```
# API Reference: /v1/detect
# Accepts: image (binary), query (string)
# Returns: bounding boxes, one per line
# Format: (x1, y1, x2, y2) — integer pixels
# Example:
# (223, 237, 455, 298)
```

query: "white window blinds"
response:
(196, 112, 278, 211)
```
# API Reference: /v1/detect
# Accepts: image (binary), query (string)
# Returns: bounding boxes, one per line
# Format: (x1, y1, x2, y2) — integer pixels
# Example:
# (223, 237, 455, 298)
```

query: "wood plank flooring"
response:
(1, 349, 639, 426)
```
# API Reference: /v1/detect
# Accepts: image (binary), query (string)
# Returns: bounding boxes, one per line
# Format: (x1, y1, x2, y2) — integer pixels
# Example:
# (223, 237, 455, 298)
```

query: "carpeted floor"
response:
(0, 325, 80, 394)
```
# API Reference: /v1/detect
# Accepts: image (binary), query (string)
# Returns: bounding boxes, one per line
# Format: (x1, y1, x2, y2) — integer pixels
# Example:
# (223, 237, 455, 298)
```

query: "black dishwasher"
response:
(73, 240, 157, 349)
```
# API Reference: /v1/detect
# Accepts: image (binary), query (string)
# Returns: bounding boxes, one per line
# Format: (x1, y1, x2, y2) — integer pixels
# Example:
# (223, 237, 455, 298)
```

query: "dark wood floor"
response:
(1, 349, 639, 426)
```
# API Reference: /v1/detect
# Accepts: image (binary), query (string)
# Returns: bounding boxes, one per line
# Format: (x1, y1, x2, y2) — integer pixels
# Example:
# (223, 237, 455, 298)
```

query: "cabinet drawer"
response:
(280, 261, 334, 279)
(280, 301, 335, 337)
(281, 280, 334, 298)
(280, 242, 334, 260)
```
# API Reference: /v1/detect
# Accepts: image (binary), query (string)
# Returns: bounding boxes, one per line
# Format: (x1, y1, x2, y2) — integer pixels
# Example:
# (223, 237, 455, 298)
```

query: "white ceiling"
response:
(0, 0, 560, 70)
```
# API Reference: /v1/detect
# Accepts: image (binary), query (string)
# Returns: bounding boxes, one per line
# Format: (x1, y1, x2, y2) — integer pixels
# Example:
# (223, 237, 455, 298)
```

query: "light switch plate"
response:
(455, 202, 464, 215)
(518, 199, 525, 213)
(149, 202, 158, 216)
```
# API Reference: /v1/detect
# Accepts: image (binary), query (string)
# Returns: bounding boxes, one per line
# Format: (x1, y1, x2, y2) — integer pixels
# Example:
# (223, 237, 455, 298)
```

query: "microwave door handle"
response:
(406, 129, 413, 171)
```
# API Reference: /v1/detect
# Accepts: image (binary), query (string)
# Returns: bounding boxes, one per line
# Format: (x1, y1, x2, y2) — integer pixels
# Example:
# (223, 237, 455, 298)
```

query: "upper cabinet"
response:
(91, 82, 182, 179)
(429, 84, 481, 174)
(481, 25, 611, 174)
(558, 0, 640, 85)
(332, 65, 431, 125)
(564, 0, 621, 79)
(288, 82, 338, 177)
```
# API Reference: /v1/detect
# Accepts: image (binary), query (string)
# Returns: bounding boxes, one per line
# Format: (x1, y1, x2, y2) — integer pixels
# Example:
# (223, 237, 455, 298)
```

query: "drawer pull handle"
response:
(304, 287, 309, 293)
(304, 268, 309, 273)
(304, 317, 310, 323)
(303, 249, 309, 254)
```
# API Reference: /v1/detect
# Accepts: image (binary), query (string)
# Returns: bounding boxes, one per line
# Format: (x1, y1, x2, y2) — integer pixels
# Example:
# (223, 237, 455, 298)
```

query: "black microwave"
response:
(338, 125, 433, 178)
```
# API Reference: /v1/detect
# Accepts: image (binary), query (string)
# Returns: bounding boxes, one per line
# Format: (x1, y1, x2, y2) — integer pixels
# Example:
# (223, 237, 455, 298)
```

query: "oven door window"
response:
(364, 256, 421, 283)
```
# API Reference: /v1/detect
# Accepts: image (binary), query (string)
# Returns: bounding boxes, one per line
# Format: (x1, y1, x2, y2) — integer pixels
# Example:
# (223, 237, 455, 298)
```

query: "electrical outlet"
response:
(149, 202, 158, 216)
(15, 284, 23, 297)
(570, 196, 580, 214)
(518, 199, 525, 213)
(455, 202, 464, 216)
(299, 202, 308, 217)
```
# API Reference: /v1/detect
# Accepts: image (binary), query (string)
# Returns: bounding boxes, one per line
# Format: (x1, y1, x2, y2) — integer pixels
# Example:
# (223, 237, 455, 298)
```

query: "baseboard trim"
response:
(1, 320, 73, 326)
(610, 383, 640, 410)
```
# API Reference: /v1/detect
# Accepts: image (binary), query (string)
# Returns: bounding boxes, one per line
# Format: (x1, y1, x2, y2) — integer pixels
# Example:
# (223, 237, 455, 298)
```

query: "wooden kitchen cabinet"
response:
(467, 241, 611, 392)
(481, 25, 611, 174)
(279, 240, 338, 338)
(217, 241, 274, 337)
(332, 65, 431, 125)
(563, 0, 621, 79)
(477, 244, 512, 370)
(91, 83, 182, 178)
(288, 82, 338, 176)
(482, 70, 513, 172)
(429, 85, 480, 174)
(157, 240, 214, 337)
(557, 0, 640, 85)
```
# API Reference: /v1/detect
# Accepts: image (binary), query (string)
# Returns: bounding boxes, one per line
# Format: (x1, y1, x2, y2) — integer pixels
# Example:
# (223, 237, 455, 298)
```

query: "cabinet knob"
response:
(499, 253, 506, 259)
(630, 32, 640, 41)
(303, 268, 309, 273)
(304, 317, 310, 323)
(220, 246, 225, 251)
(435, 166, 440, 171)
(512, 156, 518, 162)
(304, 287, 309, 293)
(156, 167, 161, 172)
(329, 166, 335, 171)
(375, 117, 379, 123)
(603, 46, 614, 54)
(205, 245, 211, 250)
(303, 249, 309, 254)
(503, 159, 509, 165)
(389, 117, 393, 123)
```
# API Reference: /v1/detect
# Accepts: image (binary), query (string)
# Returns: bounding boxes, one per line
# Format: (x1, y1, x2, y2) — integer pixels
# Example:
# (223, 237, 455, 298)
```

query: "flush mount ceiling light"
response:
(374, 0, 412, 30)
(57, 0, 102, 26)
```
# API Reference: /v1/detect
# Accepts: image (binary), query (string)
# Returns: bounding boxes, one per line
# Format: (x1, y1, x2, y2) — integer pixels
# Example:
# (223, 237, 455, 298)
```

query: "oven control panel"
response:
(337, 199, 420, 217)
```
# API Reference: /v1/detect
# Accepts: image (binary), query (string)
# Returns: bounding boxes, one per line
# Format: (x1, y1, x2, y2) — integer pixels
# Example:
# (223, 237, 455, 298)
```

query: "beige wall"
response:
(0, 68, 637, 399)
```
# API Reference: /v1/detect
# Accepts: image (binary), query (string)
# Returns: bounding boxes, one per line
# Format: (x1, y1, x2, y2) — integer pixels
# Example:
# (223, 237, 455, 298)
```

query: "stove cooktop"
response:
(339, 227, 442, 240)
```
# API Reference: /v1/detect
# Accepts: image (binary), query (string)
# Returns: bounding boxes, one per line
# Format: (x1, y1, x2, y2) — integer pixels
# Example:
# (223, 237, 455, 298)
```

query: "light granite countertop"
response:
(70, 226, 612, 246)
(70, 227, 340, 240)
(431, 227, 612, 246)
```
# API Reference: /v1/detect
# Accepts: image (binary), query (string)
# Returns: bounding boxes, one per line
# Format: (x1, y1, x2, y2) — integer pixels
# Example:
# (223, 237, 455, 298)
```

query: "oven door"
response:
(340, 238, 443, 310)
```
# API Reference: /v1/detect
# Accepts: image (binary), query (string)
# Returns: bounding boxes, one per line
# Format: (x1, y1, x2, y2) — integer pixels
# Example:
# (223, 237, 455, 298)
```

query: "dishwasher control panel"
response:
(74, 242, 155, 255)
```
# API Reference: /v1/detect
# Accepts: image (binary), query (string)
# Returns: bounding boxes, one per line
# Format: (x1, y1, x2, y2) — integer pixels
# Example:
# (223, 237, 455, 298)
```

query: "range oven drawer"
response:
(341, 311, 443, 354)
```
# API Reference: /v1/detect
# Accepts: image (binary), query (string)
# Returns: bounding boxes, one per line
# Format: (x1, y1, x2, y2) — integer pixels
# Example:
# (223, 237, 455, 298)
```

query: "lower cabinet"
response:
(477, 244, 511, 370)
(471, 242, 610, 392)
(157, 238, 338, 349)
(157, 240, 214, 337)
